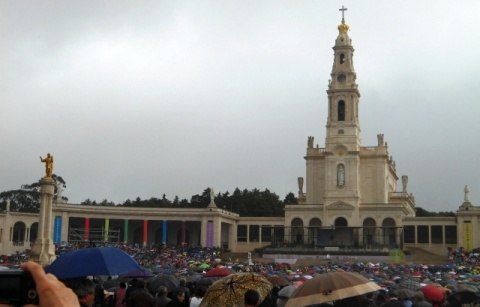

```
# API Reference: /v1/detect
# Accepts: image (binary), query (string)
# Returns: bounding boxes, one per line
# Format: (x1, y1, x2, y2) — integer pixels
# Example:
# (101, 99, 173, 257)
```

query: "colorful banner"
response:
(53, 216, 62, 244)
(207, 221, 214, 248)
(463, 221, 473, 251)
(162, 221, 167, 244)
(84, 218, 90, 240)
(143, 220, 148, 245)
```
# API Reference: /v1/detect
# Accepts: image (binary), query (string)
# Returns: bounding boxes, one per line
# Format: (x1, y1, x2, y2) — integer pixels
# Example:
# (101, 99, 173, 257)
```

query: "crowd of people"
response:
(2, 243, 480, 307)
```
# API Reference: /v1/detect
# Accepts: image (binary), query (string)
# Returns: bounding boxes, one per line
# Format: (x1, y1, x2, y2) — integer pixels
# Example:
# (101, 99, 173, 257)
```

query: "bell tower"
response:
(325, 6, 361, 153)
(322, 6, 362, 226)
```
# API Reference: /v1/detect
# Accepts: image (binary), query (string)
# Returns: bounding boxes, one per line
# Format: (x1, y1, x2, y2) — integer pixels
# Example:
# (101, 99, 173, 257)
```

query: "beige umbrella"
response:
(200, 273, 273, 307)
(285, 272, 381, 307)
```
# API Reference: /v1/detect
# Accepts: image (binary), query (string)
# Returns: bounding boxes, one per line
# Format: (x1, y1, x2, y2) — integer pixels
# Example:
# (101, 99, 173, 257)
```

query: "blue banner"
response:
(53, 216, 62, 244)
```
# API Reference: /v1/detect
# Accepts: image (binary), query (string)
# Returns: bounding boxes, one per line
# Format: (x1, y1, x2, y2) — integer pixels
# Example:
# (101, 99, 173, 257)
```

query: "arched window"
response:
(334, 217, 348, 227)
(340, 53, 345, 64)
(338, 100, 345, 121)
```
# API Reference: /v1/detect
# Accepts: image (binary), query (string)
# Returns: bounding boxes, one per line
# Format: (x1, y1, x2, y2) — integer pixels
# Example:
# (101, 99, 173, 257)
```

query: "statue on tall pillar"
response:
(40, 153, 54, 178)
(464, 185, 470, 202)
(6, 198, 10, 212)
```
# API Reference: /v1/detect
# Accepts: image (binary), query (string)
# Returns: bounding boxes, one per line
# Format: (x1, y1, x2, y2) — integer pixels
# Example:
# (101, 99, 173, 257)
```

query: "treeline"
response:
(414, 207, 455, 217)
(81, 188, 298, 217)
(0, 174, 457, 218)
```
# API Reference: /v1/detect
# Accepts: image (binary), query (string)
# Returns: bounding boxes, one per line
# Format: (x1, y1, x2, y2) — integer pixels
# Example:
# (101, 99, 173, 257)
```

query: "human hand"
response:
(20, 261, 79, 307)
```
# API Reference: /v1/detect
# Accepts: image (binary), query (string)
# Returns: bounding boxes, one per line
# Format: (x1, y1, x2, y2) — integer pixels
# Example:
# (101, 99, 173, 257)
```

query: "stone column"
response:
(228, 222, 237, 251)
(30, 177, 56, 265)
(200, 219, 207, 247)
(61, 212, 69, 242)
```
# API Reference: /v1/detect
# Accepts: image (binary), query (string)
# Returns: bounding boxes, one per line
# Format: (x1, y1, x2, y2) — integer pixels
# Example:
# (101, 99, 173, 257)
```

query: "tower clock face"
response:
(337, 74, 346, 82)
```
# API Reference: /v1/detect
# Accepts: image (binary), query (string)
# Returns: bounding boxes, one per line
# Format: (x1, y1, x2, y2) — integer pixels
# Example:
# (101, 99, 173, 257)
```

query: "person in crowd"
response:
(412, 291, 432, 307)
(124, 278, 138, 301)
(383, 291, 405, 307)
(245, 289, 260, 307)
(444, 292, 463, 307)
(125, 291, 156, 307)
(155, 285, 171, 307)
(125, 279, 153, 306)
(402, 294, 413, 307)
(94, 278, 106, 307)
(175, 278, 190, 307)
(114, 282, 127, 307)
(189, 285, 207, 307)
(66, 278, 96, 307)
(166, 288, 186, 307)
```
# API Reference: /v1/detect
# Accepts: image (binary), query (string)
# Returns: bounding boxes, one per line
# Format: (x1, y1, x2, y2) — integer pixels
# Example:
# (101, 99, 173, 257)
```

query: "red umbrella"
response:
(204, 267, 233, 278)
(422, 285, 445, 303)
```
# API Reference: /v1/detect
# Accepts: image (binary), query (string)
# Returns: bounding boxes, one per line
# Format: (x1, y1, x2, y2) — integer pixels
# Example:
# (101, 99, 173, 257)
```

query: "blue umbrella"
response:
(46, 247, 143, 279)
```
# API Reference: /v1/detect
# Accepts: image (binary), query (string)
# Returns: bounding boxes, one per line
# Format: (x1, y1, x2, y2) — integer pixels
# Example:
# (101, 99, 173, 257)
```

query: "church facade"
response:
(1, 14, 479, 258)
(284, 14, 416, 251)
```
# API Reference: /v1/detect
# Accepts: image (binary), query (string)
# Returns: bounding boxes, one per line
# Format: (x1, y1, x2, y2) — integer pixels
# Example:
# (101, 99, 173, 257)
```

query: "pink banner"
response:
(143, 220, 148, 244)
(207, 221, 214, 248)
(84, 218, 90, 240)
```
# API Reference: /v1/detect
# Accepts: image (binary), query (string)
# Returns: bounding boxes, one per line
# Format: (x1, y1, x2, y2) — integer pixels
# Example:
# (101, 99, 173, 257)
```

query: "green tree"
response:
(0, 174, 67, 213)
(283, 192, 298, 204)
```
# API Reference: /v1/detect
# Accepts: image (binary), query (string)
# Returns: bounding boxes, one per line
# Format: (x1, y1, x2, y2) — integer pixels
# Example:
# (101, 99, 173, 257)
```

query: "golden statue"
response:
(40, 153, 54, 178)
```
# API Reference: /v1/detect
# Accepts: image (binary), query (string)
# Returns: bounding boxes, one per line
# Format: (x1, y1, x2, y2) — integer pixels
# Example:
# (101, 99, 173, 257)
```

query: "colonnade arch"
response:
(382, 217, 397, 245)
(12, 221, 26, 244)
(290, 218, 304, 244)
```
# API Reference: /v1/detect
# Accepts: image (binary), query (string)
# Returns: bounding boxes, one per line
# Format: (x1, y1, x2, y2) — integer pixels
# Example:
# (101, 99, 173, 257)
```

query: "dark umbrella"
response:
(447, 285, 480, 305)
(120, 270, 154, 279)
(267, 275, 289, 287)
(102, 278, 122, 289)
(147, 274, 180, 293)
(196, 277, 217, 287)
(277, 285, 299, 307)
(395, 288, 415, 300)
(45, 247, 143, 279)
(399, 279, 422, 291)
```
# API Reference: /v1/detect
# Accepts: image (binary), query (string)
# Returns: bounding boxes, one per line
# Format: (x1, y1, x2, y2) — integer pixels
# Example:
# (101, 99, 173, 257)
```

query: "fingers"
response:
(21, 261, 50, 284)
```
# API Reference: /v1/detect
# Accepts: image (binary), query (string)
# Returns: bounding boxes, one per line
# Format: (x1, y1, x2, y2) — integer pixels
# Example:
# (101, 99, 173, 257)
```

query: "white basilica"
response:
(284, 13, 416, 249)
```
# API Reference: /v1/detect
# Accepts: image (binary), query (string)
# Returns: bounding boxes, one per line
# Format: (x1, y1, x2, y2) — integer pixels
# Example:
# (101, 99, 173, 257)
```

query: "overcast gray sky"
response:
(1, 1, 479, 212)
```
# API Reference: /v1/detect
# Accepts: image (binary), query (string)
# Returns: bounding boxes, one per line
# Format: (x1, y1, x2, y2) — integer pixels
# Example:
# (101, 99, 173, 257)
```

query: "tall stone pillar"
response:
(30, 177, 56, 265)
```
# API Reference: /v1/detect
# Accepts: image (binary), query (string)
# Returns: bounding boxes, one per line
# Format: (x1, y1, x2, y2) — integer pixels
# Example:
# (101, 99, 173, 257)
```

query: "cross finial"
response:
(339, 5, 347, 23)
